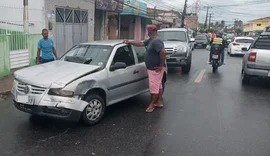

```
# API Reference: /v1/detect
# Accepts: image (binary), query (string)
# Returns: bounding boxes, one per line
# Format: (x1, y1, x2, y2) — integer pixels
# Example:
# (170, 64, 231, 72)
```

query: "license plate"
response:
(17, 95, 35, 104)
(198, 44, 202, 46)
(212, 55, 219, 59)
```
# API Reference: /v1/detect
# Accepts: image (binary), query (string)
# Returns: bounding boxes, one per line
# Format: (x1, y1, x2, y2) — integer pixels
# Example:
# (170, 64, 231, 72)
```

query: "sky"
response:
(141, 0, 270, 25)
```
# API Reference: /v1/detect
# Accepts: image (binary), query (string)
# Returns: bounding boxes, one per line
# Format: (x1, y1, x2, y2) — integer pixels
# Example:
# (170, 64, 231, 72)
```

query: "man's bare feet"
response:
(154, 102, 163, 108)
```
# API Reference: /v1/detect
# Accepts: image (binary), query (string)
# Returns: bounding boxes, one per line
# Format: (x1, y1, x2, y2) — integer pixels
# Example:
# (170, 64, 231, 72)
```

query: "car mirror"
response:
(190, 38, 195, 42)
(242, 47, 248, 51)
(110, 62, 127, 71)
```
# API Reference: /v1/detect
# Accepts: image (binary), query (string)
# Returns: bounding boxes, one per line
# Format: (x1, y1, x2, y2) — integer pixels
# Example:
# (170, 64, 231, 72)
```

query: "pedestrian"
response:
(123, 24, 166, 113)
(36, 29, 57, 64)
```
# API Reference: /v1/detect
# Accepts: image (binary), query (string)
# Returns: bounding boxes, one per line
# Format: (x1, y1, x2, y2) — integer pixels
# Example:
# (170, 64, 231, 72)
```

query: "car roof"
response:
(234, 37, 254, 40)
(158, 28, 187, 32)
(80, 40, 125, 46)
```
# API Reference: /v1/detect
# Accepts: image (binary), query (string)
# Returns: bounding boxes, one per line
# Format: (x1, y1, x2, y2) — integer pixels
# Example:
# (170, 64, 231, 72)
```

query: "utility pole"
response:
(23, 0, 29, 34)
(154, 6, 157, 19)
(204, 6, 212, 29)
(181, 0, 188, 28)
(208, 13, 213, 30)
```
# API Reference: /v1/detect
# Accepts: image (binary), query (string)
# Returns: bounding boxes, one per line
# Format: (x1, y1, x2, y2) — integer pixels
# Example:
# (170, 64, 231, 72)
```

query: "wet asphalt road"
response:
(2, 49, 270, 156)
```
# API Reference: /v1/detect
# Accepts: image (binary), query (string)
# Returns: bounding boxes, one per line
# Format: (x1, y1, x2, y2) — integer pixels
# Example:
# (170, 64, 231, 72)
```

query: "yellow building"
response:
(243, 17, 270, 35)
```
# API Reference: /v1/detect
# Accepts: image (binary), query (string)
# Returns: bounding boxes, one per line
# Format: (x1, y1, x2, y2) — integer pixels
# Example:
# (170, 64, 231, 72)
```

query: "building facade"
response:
(120, 0, 147, 40)
(94, 0, 124, 40)
(243, 17, 270, 35)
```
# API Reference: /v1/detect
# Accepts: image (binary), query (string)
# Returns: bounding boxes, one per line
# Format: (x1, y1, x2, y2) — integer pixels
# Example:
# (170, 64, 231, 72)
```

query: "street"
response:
(2, 48, 270, 156)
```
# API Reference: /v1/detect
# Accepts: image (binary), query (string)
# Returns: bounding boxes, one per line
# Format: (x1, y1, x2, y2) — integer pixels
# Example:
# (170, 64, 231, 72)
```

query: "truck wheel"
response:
(81, 93, 106, 125)
(182, 63, 191, 74)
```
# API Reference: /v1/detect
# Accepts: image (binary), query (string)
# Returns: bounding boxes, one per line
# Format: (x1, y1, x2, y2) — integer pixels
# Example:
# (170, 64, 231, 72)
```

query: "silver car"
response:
(241, 32, 270, 84)
(11, 40, 167, 125)
(158, 28, 194, 73)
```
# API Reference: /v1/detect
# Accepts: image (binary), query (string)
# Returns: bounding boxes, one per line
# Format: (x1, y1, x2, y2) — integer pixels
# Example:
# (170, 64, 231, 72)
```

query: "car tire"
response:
(182, 63, 191, 74)
(81, 93, 106, 125)
(241, 69, 250, 84)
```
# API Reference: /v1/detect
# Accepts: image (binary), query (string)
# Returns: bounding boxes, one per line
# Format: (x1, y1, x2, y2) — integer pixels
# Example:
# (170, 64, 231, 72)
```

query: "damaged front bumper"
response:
(11, 86, 88, 122)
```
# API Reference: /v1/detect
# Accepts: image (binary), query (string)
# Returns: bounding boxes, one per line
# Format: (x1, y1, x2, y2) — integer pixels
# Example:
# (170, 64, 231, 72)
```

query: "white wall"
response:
(0, 0, 45, 33)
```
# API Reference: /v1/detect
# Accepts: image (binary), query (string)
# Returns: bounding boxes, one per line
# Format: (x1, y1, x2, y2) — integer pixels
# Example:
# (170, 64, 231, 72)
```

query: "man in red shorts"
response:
(124, 24, 166, 113)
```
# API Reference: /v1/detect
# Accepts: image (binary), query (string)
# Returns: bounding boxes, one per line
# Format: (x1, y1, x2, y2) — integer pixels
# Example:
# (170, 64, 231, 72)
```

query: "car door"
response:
(107, 44, 141, 104)
(132, 45, 149, 92)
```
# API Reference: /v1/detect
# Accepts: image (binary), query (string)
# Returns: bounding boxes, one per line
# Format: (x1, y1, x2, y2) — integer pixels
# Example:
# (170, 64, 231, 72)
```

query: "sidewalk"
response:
(0, 74, 14, 94)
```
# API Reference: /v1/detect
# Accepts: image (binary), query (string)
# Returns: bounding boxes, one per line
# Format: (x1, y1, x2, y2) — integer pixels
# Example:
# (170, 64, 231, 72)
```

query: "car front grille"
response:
(165, 48, 175, 54)
(17, 81, 46, 95)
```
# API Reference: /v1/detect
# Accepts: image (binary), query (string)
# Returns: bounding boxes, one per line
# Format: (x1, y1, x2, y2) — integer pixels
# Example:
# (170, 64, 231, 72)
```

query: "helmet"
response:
(216, 31, 222, 38)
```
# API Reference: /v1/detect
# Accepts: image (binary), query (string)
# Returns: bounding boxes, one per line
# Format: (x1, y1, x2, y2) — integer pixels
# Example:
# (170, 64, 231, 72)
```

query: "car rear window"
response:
(235, 39, 254, 43)
(253, 35, 270, 50)
(195, 35, 207, 40)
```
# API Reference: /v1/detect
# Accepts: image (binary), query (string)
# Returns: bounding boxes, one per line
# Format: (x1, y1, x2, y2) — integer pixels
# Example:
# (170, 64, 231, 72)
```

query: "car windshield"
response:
(236, 39, 254, 43)
(60, 45, 112, 67)
(195, 35, 207, 40)
(158, 31, 187, 42)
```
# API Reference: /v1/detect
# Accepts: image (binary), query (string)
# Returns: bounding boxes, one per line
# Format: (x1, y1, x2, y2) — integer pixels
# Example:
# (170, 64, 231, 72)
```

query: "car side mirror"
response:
(190, 38, 195, 42)
(110, 62, 127, 71)
(242, 47, 248, 51)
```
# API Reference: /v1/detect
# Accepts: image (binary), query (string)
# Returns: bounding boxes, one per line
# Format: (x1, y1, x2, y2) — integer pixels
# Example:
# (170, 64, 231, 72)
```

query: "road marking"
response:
(194, 69, 206, 83)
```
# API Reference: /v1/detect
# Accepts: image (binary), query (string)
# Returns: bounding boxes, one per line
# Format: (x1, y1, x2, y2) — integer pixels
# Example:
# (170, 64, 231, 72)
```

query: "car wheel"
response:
(241, 69, 250, 84)
(81, 93, 106, 125)
(182, 62, 191, 74)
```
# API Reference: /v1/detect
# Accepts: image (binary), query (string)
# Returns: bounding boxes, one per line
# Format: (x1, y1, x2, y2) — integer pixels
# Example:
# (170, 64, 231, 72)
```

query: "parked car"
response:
(158, 28, 194, 73)
(194, 34, 209, 49)
(227, 36, 254, 56)
(11, 40, 168, 125)
(241, 32, 270, 84)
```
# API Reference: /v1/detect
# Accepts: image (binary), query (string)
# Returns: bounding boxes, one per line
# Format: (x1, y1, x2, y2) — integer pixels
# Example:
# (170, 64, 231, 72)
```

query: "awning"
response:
(141, 18, 161, 25)
(254, 30, 263, 33)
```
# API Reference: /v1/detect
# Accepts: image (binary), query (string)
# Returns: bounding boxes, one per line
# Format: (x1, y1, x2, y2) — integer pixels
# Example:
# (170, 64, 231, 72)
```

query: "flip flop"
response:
(146, 107, 155, 113)
(154, 104, 163, 108)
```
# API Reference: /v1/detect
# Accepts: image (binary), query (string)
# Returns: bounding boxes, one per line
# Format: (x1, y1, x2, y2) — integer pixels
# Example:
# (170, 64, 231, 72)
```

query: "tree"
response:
(236, 28, 243, 34)
(220, 20, 225, 28)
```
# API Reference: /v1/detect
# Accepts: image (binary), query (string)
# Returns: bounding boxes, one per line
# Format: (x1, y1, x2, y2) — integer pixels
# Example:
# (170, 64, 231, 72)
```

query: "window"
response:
(235, 39, 254, 43)
(257, 24, 261, 26)
(60, 45, 112, 67)
(252, 35, 270, 50)
(133, 46, 146, 63)
(158, 31, 187, 42)
(112, 45, 135, 67)
(195, 35, 207, 40)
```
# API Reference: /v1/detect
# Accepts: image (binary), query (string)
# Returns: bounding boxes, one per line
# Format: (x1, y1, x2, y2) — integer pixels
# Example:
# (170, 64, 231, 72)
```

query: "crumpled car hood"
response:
(14, 60, 100, 88)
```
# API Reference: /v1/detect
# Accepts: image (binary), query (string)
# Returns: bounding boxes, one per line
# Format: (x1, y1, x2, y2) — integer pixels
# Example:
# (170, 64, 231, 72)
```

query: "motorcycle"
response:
(210, 46, 223, 73)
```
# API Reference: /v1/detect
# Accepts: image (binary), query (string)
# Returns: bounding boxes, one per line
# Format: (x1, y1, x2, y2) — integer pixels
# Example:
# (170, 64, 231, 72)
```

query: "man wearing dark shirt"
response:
(124, 24, 166, 113)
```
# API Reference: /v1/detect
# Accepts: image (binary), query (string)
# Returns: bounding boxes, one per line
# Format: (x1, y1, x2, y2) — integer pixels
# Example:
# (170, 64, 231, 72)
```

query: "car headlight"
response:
(176, 46, 187, 53)
(49, 88, 74, 97)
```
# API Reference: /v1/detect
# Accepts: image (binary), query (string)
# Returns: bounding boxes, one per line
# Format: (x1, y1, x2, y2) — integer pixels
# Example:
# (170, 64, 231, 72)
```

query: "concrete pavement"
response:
(1, 49, 270, 156)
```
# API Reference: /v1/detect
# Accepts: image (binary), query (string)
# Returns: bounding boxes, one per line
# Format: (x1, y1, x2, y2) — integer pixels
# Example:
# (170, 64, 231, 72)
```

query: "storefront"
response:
(120, 0, 148, 40)
(94, 0, 123, 40)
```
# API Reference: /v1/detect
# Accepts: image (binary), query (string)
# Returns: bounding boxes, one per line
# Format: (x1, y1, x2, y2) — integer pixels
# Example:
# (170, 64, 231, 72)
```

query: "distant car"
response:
(241, 32, 270, 84)
(11, 40, 168, 125)
(158, 28, 194, 73)
(194, 35, 209, 48)
(227, 37, 254, 56)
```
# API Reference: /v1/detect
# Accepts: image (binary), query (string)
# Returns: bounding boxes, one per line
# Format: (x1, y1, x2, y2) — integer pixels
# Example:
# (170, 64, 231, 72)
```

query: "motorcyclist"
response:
(208, 32, 227, 65)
